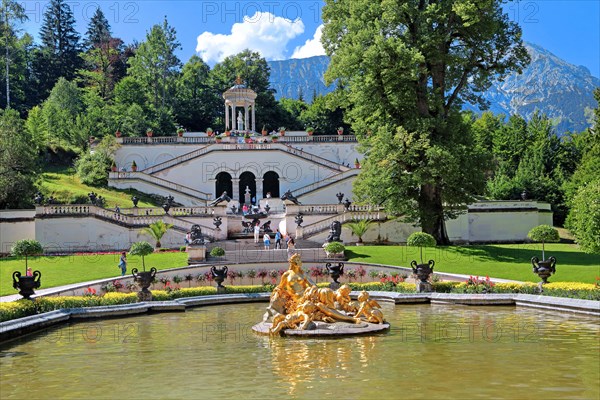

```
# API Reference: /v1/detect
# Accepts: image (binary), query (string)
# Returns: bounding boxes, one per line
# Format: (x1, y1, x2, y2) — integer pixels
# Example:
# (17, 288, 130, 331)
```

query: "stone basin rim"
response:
(1, 292, 598, 343)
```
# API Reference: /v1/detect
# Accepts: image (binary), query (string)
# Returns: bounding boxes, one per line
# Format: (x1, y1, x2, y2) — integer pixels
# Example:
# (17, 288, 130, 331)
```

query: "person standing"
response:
(118, 252, 127, 276)
(254, 223, 260, 243)
(287, 236, 296, 258)
(275, 229, 282, 249)
(263, 232, 271, 250)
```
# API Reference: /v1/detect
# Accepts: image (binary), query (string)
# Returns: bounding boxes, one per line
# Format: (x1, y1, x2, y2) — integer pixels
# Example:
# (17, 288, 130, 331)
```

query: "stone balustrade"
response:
(118, 134, 357, 146)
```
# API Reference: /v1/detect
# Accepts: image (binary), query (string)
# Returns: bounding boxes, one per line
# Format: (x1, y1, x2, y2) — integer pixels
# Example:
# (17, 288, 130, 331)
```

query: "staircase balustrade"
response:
(37, 205, 213, 236)
(301, 210, 386, 237)
(109, 172, 210, 202)
(119, 135, 357, 145)
(292, 169, 360, 197)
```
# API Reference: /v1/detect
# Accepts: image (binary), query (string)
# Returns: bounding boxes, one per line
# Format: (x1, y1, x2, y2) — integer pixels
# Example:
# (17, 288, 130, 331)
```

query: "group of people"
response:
(254, 226, 295, 253)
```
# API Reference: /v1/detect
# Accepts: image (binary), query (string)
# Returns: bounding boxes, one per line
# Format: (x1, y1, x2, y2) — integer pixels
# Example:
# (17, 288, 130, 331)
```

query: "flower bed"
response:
(1, 281, 597, 323)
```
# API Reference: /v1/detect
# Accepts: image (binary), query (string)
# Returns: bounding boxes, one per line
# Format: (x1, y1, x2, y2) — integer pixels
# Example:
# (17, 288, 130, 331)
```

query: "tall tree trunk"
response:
(419, 183, 450, 245)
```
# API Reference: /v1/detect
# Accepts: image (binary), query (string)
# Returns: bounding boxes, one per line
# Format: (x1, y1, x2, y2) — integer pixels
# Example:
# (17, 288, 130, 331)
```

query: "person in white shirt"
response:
(263, 232, 271, 250)
(254, 223, 260, 243)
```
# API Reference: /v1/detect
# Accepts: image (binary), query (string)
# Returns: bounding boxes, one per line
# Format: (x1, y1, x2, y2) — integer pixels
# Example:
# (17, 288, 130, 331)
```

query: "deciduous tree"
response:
(322, 0, 529, 243)
(0, 108, 39, 208)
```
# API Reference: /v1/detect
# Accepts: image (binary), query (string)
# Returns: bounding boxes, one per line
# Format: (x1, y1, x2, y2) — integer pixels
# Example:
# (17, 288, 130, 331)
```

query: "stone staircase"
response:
(204, 238, 328, 263)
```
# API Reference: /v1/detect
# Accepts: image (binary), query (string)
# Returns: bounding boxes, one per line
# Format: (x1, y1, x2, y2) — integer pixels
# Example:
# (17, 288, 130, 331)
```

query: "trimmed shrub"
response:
(210, 247, 225, 257)
(323, 242, 345, 254)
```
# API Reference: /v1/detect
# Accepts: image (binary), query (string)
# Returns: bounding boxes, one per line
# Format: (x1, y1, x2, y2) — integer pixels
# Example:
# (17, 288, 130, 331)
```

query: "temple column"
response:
(244, 106, 249, 132)
(252, 104, 256, 132)
(232, 105, 236, 130)
(225, 102, 230, 130)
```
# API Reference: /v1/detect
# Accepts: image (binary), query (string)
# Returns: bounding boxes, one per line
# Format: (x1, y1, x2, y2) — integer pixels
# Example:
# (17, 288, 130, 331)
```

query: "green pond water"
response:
(1, 303, 598, 399)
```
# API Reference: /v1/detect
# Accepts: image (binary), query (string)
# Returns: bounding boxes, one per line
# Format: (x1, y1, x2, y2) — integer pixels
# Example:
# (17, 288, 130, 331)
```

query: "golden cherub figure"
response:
(269, 301, 317, 335)
(334, 284, 358, 314)
(355, 291, 385, 324)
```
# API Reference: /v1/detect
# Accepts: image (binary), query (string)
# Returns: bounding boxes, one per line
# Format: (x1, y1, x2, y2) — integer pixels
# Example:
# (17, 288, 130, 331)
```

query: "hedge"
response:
(1, 282, 598, 322)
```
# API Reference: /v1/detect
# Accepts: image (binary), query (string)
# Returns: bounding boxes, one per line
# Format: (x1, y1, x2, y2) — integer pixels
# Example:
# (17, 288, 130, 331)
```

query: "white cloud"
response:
(196, 12, 304, 63)
(292, 24, 325, 59)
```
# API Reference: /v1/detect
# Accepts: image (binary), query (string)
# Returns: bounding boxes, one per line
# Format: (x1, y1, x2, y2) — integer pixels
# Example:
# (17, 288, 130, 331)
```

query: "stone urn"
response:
(326, 262, 344, 289)
(132, 267, 157, 301)
(531, 256, 556, 283)
(411, 260, 435, 283)
(211, 265, 228, 290)
(12, 271, 41, 300)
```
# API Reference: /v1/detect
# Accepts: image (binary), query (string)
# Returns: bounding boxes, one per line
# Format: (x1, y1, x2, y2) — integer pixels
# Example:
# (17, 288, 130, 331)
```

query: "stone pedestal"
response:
(138, 291, 153, 302)
(329, 282, 341, 290)
(187, 245, 206, 264)
(416, 281, 433, 293)
(217, 286, 226, 294)
(295, 226, 304, 239)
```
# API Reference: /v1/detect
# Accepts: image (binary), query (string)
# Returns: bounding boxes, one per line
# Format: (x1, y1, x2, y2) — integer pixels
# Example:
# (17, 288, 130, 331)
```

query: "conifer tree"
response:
(33, 0, 81, 99)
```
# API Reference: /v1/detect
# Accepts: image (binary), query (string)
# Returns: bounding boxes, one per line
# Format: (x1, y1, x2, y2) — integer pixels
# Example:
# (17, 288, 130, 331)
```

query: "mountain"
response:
(267, 43, 599, 134)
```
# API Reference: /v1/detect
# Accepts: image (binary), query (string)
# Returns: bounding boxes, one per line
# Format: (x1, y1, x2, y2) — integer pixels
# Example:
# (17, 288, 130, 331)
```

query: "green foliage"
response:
(79, 39, 124, 100)
(345, 219, 373, 243)
(277, 98, 307, 130)
(566, 180, 600, 254)
(11, 239, 43, 269)
(528, 225, 560, 243)
(39, 166, 158, 208)
(40, 77, 87, 150)
(322, 0, 529, 244)
(299, 92, 348, 135)
(0, 108, 39, 208)
(407, 232, 437, 248)
(75, 151, 111, 186)
(210, 247, 225, 257)
(0, 0, 28, 109)
(528, 224, 559, 260)
(142, 220, 173, 248)
(407, 232, 437, 263)
(174, 56, 218, 131)
(82, 7, 111, 49)
(324, 242, 345, 254)
(127, 17, 180, 135)
(34, 0, 82, 99)
(129, 241, 154, 271)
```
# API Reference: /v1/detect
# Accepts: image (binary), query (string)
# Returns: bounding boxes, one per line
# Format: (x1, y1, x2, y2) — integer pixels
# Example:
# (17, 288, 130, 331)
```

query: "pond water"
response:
(1, 303, 598, 399)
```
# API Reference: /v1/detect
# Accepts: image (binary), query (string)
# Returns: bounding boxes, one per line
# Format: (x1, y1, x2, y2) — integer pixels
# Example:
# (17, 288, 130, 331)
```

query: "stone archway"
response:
(239, 171, 256, 205)
(263, 171, 280, 198)
(215, 172, 233, 199)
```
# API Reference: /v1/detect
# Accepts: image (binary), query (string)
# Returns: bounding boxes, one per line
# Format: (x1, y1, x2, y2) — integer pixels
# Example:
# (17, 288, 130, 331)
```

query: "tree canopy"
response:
(322, 0, 530, 243)
(0, 108, 39, 208)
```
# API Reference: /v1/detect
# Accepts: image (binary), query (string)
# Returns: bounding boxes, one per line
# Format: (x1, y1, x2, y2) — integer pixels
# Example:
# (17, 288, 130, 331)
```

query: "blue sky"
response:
(21, 0, 600, 77)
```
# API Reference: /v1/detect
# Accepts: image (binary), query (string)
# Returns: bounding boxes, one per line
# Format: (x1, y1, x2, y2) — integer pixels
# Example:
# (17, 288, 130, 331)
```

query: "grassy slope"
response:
(1, 252, 188, 296)
(346, 243, 600, 283)
(40, 167, 159, 208)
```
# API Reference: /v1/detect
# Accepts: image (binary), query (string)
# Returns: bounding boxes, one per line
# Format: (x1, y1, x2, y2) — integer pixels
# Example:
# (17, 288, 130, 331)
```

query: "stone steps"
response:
(205, 248, 330, 263)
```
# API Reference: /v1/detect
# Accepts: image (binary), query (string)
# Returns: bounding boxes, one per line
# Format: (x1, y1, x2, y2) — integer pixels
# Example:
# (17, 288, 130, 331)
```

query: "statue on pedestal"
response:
(237, 111, 244, 131)
(190, 224, 205, 245)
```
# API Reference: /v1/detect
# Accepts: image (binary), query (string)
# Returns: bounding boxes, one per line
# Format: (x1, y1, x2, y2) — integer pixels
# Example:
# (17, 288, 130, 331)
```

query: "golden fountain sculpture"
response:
(252, 253, 389, 336)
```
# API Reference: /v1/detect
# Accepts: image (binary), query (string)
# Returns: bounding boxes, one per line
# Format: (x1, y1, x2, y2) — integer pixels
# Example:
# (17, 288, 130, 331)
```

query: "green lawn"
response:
(346, 243, 600, 284)
(1, 252, 188, 296)
(2, 244, 598, 297)
(40, 166, 159, 208)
